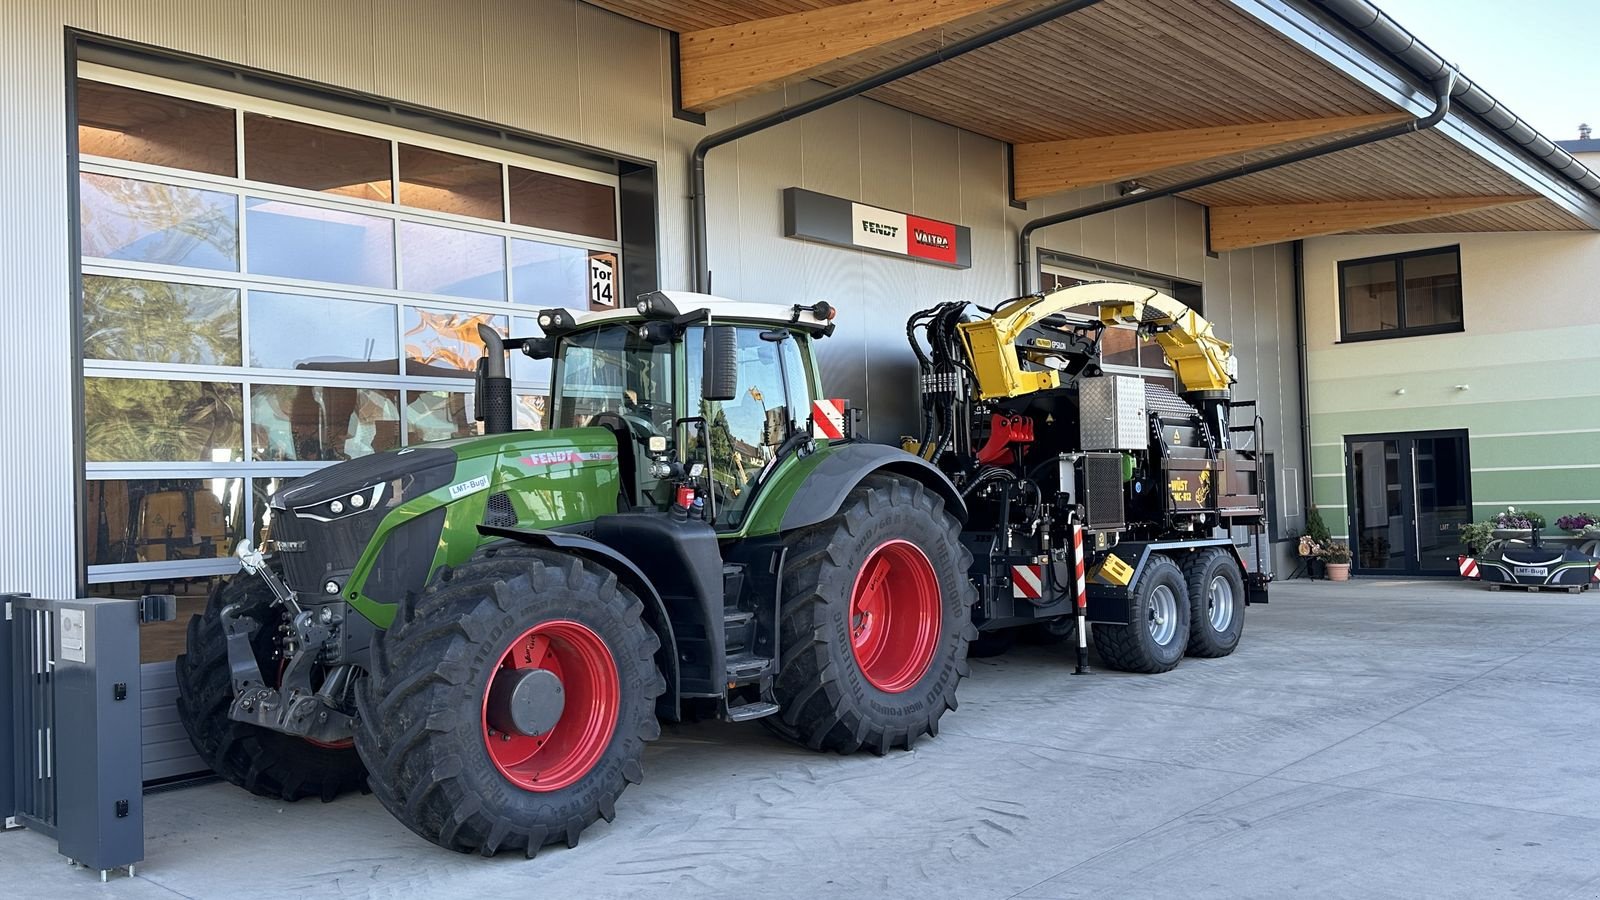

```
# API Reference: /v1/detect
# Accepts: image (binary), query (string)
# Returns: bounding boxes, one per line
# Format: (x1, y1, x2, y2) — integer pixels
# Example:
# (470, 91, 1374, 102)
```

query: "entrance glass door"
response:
(1346, 430, 1471, 575)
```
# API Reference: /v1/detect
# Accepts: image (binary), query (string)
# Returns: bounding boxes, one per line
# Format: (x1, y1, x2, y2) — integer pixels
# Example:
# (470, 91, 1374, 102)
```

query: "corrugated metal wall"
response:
(3, 0, 1304, 776)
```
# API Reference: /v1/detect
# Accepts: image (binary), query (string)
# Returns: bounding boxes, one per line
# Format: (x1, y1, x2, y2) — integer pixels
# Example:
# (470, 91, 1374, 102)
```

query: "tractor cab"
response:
(479, 290, 838, 529)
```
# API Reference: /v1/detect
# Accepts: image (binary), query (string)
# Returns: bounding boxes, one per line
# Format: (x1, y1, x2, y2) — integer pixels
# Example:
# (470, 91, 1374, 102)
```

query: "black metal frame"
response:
(1342, 427, 1472, 577)
(1335, 244, 1463, 343)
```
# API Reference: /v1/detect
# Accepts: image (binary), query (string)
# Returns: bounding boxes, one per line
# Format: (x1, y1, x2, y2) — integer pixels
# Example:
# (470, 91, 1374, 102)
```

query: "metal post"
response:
(1073, 522, 1090, 674)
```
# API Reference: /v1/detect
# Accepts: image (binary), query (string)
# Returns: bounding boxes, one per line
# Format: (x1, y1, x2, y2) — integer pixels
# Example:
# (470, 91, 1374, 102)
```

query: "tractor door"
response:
(683, 325, 815, 529)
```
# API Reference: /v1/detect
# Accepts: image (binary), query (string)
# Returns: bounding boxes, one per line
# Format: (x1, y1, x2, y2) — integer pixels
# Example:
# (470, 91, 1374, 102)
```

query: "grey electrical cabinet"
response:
(5, 594, 145, 879)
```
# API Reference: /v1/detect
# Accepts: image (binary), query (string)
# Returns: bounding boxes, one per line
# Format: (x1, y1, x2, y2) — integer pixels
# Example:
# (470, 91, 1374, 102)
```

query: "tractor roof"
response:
(556, 291, 835, 331)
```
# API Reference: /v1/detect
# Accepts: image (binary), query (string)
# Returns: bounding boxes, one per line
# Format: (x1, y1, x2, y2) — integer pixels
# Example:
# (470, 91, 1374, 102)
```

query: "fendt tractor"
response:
(175, 282, 1268, 856)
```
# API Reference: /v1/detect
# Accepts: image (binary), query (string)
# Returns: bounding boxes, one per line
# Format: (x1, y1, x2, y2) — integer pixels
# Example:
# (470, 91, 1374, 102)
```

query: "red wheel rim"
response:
(481, 620, 619, 792)
(848, 539, 942, 693)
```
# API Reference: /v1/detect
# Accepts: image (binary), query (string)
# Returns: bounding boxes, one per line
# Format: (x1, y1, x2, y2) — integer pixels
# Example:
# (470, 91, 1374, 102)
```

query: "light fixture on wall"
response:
(1117, 180, 1149, 197)
(1455, 384, 1470, 391)
(1394, 388, 1407, 395)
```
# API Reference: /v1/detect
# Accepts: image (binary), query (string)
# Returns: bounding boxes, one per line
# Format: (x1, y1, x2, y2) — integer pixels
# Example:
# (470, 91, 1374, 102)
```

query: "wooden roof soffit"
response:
(1011, 114, 1410, 201)
(677, 0, 1018, 112)
(1207, 196, 1541, 251)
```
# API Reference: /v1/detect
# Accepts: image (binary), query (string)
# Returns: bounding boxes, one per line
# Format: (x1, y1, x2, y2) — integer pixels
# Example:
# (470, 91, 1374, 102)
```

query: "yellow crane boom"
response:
(956, 282, 1236, 400)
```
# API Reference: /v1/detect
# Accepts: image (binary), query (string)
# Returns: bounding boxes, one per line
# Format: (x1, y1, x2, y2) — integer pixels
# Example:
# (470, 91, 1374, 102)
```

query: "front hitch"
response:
(224, 540, 356, 744)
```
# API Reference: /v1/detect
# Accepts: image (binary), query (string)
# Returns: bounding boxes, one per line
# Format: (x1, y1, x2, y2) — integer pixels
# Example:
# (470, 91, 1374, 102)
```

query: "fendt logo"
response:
(861, 219, 899, 237)
(913, 228, 950, 249)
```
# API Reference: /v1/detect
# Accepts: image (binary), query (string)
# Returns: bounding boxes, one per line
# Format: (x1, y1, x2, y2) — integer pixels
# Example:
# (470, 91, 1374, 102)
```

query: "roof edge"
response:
(1304, 0, 1600, 203)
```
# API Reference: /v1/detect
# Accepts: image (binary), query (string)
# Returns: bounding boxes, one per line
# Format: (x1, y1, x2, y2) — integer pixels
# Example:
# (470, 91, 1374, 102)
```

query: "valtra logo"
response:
(913, 229, 950, 250)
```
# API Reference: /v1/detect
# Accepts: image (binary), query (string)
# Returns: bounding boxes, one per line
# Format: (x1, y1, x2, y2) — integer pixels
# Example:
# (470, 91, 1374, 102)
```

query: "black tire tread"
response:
(763, 474, 976, 755)
(1090, 553, 1190, 674)
(1179, 548, 1246, 658)
(174, 577, 367, 803)
(354, 543, 662, 857)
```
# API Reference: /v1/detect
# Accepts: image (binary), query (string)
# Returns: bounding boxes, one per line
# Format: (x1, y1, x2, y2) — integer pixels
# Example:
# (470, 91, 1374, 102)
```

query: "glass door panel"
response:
(1346, 431, 1471, 575)
(1349, 439, 1408, 573)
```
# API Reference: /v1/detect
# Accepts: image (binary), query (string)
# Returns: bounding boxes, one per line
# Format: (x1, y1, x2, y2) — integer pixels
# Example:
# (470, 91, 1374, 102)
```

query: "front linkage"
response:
(222, 540, 356, 746)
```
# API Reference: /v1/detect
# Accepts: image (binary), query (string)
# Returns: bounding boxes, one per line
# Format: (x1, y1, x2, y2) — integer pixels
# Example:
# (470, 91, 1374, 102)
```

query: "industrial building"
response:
(1, 0, 1596, 780)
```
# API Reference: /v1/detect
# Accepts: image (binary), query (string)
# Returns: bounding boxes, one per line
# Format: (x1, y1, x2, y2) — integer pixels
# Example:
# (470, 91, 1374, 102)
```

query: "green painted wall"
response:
(1302, 232, 1600, 537)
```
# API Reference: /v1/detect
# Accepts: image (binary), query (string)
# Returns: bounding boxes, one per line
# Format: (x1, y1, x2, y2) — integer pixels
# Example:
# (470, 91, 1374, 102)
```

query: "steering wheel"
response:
(620, 397, 672, 435)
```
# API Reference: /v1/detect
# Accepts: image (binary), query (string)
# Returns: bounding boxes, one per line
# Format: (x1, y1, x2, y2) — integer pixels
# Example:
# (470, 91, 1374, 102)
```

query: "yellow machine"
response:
(955, 282, 1237, 401)
(907, 282, 1268, 674)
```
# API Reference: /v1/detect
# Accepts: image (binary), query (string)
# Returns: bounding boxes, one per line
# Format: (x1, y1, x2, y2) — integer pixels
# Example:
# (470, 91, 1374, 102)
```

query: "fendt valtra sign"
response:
(782, 187, 971, 268)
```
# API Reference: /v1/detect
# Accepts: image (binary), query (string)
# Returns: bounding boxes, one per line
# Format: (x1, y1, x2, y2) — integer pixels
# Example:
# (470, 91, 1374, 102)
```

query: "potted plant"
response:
(1556, 512, 1598, 535)
(1322, 541, 1352, 581)
(1459, 520, 1495, 556)
(1304, 507, 1333, 579)
(1492, 506, 1544, 541)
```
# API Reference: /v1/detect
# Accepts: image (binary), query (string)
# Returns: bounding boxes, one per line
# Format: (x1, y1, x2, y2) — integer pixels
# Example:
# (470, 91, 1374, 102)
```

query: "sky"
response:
(1371, 0, 1598, 142)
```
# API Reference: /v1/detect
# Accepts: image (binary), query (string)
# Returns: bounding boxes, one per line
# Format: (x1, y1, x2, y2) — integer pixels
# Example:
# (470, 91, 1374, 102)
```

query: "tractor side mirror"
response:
(702, 325, 738, 401)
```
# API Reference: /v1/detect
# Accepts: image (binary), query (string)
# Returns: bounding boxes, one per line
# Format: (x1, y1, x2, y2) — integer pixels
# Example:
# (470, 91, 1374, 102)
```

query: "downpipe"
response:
(1014, 68, 1460, 294)
(689, 0, 1107, 293)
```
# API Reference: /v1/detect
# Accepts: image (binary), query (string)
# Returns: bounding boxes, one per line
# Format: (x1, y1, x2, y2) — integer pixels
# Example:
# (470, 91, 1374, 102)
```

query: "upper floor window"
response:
(1339, 246, 1462, 341)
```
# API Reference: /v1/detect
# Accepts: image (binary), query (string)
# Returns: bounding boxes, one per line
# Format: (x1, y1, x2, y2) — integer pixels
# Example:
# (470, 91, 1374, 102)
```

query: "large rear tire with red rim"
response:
(765, 474, 975, 755)
(353, 543, 662, 856)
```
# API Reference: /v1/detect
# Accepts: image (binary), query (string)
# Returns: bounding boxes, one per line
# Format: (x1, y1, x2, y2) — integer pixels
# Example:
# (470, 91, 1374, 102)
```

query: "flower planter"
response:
(1326, 562, 1351, 582)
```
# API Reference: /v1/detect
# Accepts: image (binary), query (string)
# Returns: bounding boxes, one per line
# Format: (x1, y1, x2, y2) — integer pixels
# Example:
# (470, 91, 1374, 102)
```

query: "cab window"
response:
(686, 326, 809, 526)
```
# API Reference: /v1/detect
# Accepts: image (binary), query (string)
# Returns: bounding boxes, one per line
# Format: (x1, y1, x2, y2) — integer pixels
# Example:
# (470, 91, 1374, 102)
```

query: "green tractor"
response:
(176, 291, 975, 856)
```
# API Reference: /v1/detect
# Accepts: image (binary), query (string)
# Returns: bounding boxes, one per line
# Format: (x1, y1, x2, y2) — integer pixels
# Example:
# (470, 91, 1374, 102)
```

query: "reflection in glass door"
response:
(1346, 430, 1471, 575)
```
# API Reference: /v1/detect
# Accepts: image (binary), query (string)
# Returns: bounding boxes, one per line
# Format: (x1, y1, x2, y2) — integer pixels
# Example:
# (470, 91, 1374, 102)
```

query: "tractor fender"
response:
(779, 442, 967, 532)
(478, 523, 682, 721)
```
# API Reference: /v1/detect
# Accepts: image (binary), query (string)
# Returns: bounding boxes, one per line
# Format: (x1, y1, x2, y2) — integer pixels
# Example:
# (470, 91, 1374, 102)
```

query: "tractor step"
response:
(724, 651, 771, 680)
(722, 609, 756, 655)
(725, 700, 780, 722)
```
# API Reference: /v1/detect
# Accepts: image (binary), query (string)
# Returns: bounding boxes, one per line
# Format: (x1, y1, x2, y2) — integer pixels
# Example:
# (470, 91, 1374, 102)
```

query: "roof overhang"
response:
(589, 0, 1600, 248)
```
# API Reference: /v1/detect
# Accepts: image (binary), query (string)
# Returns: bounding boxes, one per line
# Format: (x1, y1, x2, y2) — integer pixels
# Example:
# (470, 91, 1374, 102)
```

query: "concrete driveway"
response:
(6, 578, 1600, 899)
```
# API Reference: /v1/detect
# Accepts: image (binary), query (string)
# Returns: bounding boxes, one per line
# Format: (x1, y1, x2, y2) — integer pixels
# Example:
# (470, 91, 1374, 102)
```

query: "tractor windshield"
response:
(550, 325, 675, 435)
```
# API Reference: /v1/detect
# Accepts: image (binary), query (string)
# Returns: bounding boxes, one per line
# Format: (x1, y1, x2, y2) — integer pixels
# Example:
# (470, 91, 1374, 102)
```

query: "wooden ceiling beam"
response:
(1207, 196, 1541, 251)
(1011, 113, 1409, 200)
(677, 0, 1017, 113)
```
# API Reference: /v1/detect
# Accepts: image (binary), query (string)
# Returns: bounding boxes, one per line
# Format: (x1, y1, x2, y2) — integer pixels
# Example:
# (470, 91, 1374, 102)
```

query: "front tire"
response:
(1181, 549, 1245, 658)
(175, 576, 367, 802)
(765, 474, 976, 755)
(354, 544, 663, 856)
(1091, 554, 1190, 673)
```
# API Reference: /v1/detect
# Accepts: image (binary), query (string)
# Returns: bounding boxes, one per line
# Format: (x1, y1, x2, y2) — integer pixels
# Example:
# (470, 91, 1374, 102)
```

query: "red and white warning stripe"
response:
(811, 398, 847, 440)
(1457, 555, 1479, 579)
(1011, 564, 1043, 599)
(1592, 562, 1599, 584)
(1073, 524, 1087, 609)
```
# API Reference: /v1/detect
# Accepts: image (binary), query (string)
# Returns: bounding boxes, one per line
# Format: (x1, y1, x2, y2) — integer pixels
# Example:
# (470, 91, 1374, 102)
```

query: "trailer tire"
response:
(1091, 554, 1189, 673)
(765, 474, 976, 755)
(1181, 549, 1246, 658)
(175, 576, 368, 803)
(354, 543, 663, 856)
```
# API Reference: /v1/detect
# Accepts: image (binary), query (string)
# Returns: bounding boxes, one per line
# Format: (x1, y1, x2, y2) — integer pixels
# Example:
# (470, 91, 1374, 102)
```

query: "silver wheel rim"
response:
(1207, 574, 1235, 632)
(1148, 585, 1178, 646)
